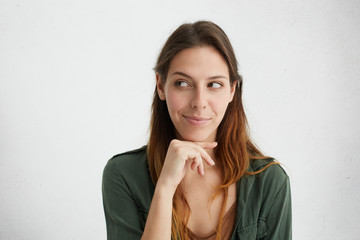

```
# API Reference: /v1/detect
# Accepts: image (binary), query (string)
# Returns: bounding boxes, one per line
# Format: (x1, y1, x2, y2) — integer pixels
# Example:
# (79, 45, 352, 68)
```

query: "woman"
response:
(102, 21, 291, 240)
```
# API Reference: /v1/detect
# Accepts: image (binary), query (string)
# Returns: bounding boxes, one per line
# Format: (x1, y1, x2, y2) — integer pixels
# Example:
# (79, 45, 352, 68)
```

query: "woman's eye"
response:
(208, 82, 222, 89)
(175, 81, 189, 87)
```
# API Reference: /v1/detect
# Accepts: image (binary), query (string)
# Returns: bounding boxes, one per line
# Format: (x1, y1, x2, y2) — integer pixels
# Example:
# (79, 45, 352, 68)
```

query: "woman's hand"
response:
(141, 139, 217, 240)
(157, 139, 217, 194)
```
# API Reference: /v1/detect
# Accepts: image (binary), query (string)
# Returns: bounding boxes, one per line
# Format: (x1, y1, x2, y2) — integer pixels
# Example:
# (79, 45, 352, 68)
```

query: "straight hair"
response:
(147, 21, 274, 239)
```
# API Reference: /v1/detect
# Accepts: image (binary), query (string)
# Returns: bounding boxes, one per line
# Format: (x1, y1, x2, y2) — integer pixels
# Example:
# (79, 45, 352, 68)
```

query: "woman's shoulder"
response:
(102, 145, 154, 212)
(107, 145, 147, 166)
(103, 145, 149, 179)
(249, 157, 289, 187)
(235, 158, 291, 238)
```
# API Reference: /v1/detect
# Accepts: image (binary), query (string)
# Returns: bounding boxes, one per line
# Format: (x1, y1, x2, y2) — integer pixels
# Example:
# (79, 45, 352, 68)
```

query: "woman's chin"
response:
(175, 131, 216, 143)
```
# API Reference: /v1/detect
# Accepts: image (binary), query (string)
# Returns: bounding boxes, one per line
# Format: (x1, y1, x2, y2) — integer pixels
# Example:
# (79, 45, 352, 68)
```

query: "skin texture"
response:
(141, 46, 236, 240)
(158, 46, 236, 143)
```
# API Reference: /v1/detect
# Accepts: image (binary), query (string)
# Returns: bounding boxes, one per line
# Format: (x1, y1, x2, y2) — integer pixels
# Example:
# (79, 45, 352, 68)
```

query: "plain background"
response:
(1, 0, 359, 239)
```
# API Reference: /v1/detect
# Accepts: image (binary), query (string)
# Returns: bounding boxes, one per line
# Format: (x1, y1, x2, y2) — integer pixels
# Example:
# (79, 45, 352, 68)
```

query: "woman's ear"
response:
(156, 73, 166, 101)
(229, 80, 237, 102)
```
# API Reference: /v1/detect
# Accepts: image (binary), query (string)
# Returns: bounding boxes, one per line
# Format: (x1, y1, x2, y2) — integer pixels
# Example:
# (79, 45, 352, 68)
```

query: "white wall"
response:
(1, 0, 359, 239)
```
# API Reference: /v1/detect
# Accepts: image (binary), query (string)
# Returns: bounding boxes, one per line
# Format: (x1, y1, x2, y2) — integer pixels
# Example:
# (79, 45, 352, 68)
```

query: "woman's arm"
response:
(140, 182, 174, 240)
(263, 175, 292, 240)
(102, 159, 145, 239)
(141, 140, 217, 240)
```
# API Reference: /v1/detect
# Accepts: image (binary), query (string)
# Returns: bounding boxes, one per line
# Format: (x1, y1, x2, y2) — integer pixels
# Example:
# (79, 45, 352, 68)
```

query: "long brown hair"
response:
(148, 20, 272, 240)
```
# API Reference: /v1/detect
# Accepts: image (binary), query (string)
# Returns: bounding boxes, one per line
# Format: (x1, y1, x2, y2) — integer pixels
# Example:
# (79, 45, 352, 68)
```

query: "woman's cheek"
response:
(166, 92, 185, 114)
(210, 96, 230, 117)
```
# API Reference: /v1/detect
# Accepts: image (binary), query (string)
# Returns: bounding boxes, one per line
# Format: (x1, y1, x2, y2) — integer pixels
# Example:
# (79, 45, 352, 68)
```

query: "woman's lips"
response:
(183, 115, 211, 126)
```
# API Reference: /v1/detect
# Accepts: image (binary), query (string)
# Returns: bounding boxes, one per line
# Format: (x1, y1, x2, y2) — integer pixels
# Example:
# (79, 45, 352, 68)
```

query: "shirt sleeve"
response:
(263, 175, 292, 240)
(102, 159, 143, 240)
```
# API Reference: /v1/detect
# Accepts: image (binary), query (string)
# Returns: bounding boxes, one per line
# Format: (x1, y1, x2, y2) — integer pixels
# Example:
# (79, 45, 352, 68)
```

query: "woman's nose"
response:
(190, 88, 207, 109)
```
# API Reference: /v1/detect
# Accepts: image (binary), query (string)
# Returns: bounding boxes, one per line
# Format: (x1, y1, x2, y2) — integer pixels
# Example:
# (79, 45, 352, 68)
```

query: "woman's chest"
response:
(182, 172, 237, 236)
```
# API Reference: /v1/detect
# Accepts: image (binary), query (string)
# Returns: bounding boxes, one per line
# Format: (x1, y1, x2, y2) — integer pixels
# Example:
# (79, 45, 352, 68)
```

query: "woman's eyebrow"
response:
(171, 71, 228, 80)
(208, 75, 228, 80)
(171, 71, 193, 79)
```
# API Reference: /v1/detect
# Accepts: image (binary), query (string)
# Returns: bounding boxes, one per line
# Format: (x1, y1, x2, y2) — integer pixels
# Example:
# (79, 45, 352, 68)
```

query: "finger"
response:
(190, 161, 197, 171)
(195, 146, 215, 166)
(180, 140, 217, 150)
(194, 155, 204, 175)
(190, 155, 204, 175)
(190, 156, 199, 170)
(183, 142, 216, 166)
(197, 165, 204, 176)
(196, 141, 218, 149)
(176, 140, 216, 166)
(186, 153, 201, 168)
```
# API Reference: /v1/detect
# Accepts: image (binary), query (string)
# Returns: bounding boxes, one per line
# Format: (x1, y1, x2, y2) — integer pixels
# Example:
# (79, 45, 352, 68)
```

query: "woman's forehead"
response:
(167, 46, 229, 79)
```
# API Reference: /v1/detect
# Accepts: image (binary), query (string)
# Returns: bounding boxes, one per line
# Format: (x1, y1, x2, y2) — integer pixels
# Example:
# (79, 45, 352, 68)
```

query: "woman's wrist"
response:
(141, 177, 174, 240)
(155, 177, 177, 198)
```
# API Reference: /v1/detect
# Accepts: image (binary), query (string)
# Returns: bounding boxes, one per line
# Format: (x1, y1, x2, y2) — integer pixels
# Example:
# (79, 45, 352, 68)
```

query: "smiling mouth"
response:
(183, 115, 211, 126)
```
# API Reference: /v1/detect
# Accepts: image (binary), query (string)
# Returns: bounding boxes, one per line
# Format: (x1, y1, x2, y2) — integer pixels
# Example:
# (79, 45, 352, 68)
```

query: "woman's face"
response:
(157, 46, 236, 142)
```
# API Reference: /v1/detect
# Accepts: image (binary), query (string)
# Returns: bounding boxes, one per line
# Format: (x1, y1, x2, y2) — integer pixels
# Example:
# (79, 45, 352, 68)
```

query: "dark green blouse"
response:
(102, 146, 292, 239)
